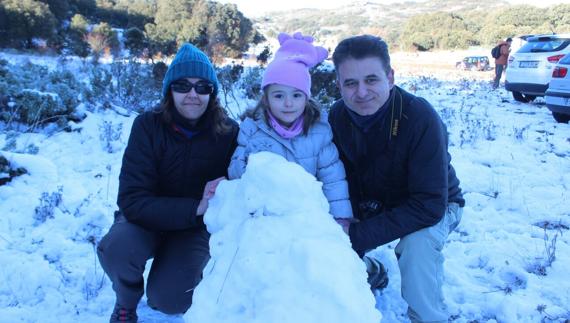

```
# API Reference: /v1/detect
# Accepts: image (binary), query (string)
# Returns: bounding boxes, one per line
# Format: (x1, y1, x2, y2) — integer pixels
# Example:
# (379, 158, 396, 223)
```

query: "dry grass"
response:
(391, 50, 496, 81)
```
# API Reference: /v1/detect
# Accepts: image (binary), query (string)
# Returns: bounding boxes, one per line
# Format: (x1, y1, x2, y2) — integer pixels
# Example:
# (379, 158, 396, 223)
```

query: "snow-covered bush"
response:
(33, 186, 63, 225)
(45, 69, 82, 109)
(310, 63, 340, 106)
(3, 131, 41, 154)
(525, 226, 563, 277)
(13, 89, 67, 125)
(86, 67, 113, 102)
(111, 60, 160, 112)
(239, 66, 263, 100)
(0, 58, 8, 77)
(151, 61, 167, 86)
(0, 61, 85, 131)
(99, 120, 123, 153)
(0, 153, 28, 186)
(218, 64, 245, 118)
(85, 61, 160, 113)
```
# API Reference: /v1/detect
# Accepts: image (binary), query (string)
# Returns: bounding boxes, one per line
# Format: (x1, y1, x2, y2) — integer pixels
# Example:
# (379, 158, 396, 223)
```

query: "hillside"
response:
(254, 0, 511, 48)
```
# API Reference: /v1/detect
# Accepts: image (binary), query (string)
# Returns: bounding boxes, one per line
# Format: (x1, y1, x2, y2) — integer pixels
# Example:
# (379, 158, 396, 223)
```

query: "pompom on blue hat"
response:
(162, 43, 219, 97)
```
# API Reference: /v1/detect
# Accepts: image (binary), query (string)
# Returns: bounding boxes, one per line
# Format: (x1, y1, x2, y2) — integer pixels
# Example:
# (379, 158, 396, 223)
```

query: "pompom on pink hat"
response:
(261, 32, 329, 97)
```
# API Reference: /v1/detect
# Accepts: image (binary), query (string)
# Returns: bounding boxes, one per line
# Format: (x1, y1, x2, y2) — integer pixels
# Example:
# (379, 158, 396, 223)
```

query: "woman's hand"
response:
(197, 177, 226, 215)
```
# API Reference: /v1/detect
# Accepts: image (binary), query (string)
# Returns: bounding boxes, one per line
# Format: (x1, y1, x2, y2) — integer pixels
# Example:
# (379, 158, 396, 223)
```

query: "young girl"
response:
(228, 32, 353, 224)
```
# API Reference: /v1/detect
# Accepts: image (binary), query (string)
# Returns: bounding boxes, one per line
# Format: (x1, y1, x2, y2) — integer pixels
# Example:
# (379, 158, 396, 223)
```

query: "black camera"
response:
(358, 200, 383, 220)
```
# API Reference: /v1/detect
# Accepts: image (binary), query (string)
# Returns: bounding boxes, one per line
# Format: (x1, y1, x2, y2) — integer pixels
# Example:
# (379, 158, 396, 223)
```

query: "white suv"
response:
(545, 54, 570, 123)
(505, 34, 570, 102)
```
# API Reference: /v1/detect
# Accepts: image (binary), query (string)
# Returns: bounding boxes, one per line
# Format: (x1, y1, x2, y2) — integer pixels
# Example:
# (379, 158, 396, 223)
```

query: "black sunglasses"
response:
(170, 80, 214, 95)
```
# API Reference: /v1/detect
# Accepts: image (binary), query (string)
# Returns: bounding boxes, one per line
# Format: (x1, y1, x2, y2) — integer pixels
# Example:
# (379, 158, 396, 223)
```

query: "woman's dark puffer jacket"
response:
(117, 109, 238, 231)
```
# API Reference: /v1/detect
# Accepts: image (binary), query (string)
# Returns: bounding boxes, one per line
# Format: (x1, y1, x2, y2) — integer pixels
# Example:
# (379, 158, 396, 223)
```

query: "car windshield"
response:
(518, 39, 570, 53)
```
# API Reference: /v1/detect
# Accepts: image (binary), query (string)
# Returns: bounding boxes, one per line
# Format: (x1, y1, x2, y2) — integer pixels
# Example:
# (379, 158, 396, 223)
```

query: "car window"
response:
(518, 39, 570, 53)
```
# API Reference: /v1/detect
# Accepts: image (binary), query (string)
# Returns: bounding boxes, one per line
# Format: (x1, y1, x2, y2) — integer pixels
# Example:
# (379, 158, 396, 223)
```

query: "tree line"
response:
(263, 2, 570, 52)
(0, 0, 263, 61)
(397, 4, 570, 51)
(1, 0, 569, 59)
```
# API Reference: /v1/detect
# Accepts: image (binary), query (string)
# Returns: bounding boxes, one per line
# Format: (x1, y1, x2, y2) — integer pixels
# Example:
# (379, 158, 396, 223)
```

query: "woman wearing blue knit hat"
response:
(97, 43, 238, 322)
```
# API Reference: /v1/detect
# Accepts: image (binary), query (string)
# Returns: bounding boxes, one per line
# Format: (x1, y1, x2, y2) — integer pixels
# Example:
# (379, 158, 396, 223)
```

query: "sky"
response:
(0, 51, 569, 322)
(218, 0, 569, 17)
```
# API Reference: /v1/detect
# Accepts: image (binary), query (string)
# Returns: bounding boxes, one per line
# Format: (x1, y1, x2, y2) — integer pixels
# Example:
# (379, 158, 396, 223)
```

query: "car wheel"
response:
(552, 112, 570, 123)
(512, 91, 536, 102)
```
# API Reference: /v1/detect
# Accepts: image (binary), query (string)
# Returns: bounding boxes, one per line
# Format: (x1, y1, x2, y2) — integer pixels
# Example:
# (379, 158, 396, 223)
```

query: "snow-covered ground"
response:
(1, 56, 569, 322)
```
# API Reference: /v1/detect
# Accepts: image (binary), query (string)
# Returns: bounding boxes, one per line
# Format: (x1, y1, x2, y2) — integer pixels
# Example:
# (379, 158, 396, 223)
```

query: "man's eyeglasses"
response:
(170, 80, 214, 95)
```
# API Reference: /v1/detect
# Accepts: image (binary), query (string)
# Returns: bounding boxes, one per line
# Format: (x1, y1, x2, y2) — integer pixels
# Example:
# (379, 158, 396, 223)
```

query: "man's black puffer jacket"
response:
(329, 86, 464, 254)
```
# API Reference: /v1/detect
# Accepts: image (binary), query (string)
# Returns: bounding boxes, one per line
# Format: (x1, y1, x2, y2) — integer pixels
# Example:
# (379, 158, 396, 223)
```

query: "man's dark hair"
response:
(506, 37, 513, 42)
(332, 35, 392, 75)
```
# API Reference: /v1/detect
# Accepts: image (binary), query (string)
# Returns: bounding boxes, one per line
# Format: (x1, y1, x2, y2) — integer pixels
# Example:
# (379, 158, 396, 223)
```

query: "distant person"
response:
(329, 35, 465, 323)
(228, 31, 354, 228)
(493, 37, 512, 89)
(97, 43, 238, 322)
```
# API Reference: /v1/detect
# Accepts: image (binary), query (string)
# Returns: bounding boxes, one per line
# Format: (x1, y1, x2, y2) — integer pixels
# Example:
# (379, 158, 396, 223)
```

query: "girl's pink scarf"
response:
(267, 111, 304, 139)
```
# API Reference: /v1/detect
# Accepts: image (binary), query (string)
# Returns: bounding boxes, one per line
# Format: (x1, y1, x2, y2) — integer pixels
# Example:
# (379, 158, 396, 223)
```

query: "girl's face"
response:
(171, 77, 213, 122)
(266, 84, 307, 127)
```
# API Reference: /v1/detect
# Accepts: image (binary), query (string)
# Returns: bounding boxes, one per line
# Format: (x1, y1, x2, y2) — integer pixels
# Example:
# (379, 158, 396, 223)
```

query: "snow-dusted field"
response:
(1, 58, 569, 322)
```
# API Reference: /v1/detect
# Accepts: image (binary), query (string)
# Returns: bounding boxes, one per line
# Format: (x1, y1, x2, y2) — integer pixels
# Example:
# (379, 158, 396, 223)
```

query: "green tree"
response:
(146, 0, 193, 45)
(182, 0, 210, 46)
(207, 3, 252, 58)
(478, 6, 548, 46)
(87, 22, 120, 61)
(124, 27, 146, 58)
(0, 0, 57, 48)
(71, 12, 88, 30)
(38, 0, 70, 21)
(68, 0, 96, 17)
(68, 13, 90, 57)
(400, 12, 475, 50)
(256, 46, 271, 66)
(94, 22, 120, 55)
(548, 4, 570, 33)
(114, 0, 155, 29)
(144, 0, 261, 59)
(0, 5, 8, 47)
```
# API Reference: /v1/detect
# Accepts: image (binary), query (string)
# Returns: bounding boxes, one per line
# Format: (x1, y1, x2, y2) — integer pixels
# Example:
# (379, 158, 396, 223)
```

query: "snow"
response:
(1, 53, 569, 322)
(186, 152, 381, 323)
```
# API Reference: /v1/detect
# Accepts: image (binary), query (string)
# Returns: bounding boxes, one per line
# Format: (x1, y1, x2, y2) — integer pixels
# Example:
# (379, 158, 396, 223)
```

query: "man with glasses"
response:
(97, 43, 238, 322)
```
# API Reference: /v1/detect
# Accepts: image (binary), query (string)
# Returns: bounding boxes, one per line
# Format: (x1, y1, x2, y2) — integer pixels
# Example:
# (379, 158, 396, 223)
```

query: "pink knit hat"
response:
(262, 32, 329, 97)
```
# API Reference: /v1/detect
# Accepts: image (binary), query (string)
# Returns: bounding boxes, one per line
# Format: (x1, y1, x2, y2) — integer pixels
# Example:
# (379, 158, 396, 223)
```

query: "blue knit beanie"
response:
(162, 43, 219, 97)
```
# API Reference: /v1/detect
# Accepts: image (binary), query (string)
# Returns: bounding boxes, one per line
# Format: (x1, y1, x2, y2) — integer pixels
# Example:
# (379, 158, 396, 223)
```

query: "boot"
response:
(363, 255, 389, 290)
(109, 303, 138, 323)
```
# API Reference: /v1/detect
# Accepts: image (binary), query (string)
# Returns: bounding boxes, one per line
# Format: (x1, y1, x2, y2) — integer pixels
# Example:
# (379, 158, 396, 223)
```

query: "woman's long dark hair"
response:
(157, 91, 234, 135)
(242, 89, 321, 135)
